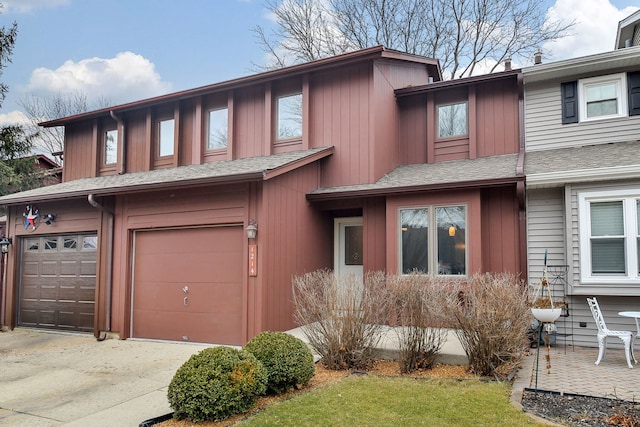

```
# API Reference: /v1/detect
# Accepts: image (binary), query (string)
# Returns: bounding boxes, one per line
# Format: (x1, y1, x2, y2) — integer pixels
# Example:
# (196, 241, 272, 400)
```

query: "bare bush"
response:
(446, 273, 530, 379)
(292, 270, 390, 370)
(388, 273, 451, 373)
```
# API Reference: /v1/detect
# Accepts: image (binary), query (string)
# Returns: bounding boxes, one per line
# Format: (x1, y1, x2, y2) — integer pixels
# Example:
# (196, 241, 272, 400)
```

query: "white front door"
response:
(334, 217, 363, 280)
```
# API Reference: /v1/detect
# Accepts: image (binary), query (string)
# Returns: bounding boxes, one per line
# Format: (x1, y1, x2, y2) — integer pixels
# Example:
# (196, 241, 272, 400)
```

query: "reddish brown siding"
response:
(398, 96, 428, 164)
(363, 198, 386, 272)
(63, 122, 96, 181)
(259, 163, 331, 334)
(310, 63, 371, 188)
(235, 85, 266, 159)
(480, 186, 521, 274)
(476, 79, 519, 156)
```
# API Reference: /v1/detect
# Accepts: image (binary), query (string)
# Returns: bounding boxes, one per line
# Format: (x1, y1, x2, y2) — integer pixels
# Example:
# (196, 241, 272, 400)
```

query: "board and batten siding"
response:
(524, 80, 640, 152)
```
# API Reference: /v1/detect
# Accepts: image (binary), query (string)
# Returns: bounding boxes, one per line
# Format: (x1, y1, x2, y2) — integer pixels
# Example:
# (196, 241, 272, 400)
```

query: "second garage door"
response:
(131, 226, 243, 345)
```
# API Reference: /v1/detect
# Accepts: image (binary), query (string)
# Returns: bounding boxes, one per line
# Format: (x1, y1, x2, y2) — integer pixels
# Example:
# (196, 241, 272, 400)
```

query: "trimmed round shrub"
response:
(244, 331, 315, 394)
(167, 346, 267, 423)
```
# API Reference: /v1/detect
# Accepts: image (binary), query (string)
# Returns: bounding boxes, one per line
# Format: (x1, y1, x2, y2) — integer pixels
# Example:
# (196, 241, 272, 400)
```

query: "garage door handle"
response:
(183, 296, 188, 306)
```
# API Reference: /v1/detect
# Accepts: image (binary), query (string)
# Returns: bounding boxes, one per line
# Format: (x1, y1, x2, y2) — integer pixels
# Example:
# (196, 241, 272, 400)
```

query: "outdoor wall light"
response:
(246, 220, 258, 240)
(44, 214, 56, 225)
(0, 236, 13, 254)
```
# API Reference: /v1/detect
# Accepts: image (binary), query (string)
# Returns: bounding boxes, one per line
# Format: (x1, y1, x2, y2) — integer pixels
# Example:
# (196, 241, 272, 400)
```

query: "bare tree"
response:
(255, 0, 572, 78)
(19, 92, 111, 162)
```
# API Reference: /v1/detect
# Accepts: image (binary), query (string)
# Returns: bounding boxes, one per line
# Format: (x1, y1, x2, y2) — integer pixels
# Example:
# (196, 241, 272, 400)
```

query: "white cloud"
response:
(543, 0, 639, 61)
(25, 52, 172, 106)
(1, 0, 70, 14)
(0, 110, 29, 126)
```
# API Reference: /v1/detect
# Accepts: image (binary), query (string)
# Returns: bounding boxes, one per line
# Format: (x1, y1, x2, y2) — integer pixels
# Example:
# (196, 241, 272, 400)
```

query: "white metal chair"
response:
(586, 297, 637, 369)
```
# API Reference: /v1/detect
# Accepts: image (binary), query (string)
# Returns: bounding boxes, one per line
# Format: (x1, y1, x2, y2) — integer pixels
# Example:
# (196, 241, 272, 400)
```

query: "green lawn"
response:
(240, 376, 546, 426)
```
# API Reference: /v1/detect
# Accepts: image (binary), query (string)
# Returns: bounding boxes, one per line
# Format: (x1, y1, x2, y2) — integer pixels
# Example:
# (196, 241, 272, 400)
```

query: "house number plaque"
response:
(249, 244, 257, 277)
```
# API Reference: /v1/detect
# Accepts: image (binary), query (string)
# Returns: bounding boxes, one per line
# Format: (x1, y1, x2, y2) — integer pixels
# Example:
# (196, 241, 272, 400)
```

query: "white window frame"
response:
(578, 73, 628, 122)
(578, 188, 640, 286)
(398, 204, 468, 277)
(436, 101, 468, 138)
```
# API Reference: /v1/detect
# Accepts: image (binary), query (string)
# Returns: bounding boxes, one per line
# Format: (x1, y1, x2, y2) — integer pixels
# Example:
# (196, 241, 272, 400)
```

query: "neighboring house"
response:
(523, 10, 640, 348)
(0, 46, 525, 345)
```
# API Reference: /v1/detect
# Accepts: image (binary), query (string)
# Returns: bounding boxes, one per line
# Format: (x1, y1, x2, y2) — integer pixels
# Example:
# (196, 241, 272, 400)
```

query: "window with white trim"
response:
(399, 205, 467, 275)
(578, 73, 627, 122)
(579, 189, 640, 284)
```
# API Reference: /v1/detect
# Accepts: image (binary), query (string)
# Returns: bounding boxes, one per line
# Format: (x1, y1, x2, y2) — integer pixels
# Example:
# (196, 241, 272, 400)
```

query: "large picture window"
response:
(399, 205, 466, 275)
(579, 189, 640, 284)
(276, 93, 302, 140)
(437, 102, 467, 138)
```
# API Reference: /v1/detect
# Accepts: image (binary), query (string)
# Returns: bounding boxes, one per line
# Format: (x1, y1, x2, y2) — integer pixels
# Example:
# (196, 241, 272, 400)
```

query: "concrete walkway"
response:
(2, 327, 638, 426)
(0, 329, 209, 426)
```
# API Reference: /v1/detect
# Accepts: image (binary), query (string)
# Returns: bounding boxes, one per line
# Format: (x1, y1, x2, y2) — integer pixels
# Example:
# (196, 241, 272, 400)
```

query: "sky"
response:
(0, 0, 638, 127)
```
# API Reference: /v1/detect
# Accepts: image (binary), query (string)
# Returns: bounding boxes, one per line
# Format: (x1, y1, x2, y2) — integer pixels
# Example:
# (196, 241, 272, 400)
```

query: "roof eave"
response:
(395, 69, 521, 98)
(40, 47, 440, 127)
(307, 176, 523, 202)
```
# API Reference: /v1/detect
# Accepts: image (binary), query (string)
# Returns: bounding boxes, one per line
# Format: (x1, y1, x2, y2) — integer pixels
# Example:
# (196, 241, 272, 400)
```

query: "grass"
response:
(239, 376, 546, 427)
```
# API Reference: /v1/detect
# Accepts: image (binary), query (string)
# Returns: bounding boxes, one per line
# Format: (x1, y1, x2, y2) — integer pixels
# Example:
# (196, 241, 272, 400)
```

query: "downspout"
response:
(110, 110, 126, 175)
(88, 194, 114, 340)
(516, 73, 528, 283)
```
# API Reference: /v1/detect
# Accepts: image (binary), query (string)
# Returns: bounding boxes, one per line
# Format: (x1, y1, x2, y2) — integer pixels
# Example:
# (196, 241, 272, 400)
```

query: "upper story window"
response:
(437, 102, 468, 138)
(579, 74, 627, 121)
(104, 129, 118, 165)
(207, 107, 228, 150)
(399, 205, 467, 276)
(562, 72, 640, 124)
(158, 118, 175, 157)
(579, 189, 640, 286)
(276, 92, 302, 140)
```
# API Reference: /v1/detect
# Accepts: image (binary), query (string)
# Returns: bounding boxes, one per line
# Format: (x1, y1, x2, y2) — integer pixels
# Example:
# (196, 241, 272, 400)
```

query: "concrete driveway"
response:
(0, 329, 210, 426)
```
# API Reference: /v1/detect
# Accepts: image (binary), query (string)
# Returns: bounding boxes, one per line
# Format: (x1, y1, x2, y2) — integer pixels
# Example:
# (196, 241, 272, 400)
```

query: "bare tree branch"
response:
(255, 0, 573, 79)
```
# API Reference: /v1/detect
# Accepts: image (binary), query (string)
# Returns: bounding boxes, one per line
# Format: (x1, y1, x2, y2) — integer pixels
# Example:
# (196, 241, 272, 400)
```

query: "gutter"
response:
(88, 194, 114, 340)
(516, 72, 527, 283)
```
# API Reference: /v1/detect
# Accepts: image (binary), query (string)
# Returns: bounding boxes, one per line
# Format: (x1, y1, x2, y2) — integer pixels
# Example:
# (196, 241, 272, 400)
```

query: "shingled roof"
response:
(525, 141, 640, 188)
(308, 153, 521, 201)
(0, 147, 333, 205)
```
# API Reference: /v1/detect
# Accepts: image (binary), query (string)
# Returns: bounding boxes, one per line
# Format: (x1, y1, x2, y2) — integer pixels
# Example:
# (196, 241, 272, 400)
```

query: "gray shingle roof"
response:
(0, 147, 333, 205)
(310, 153, 520, 198)
(525, 141, 640, 174)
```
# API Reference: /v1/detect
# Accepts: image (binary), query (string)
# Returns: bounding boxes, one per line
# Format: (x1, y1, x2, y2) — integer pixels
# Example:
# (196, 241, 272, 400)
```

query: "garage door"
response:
(19, 234, 97, 332)
(132, 226, 243, 345)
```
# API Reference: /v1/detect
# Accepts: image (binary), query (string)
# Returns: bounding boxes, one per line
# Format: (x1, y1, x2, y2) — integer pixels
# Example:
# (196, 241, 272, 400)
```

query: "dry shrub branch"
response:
(446, 273, 531, 378)
(388, 273, 450, 373)
(292, 270, 390, 370)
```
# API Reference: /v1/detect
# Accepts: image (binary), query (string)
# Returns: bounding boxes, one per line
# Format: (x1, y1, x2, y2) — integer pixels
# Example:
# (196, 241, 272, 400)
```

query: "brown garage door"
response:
(132, 226, 243, 345)
(19, 234, 97, 332)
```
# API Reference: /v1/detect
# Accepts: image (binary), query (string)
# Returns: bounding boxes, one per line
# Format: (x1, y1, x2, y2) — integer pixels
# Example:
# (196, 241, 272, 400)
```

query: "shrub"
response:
(167, 346, 267, 423)
(446, 273, 530, 379)
(244, 331, 315, 394)
(388, 273, 450, 373)
(292, 269, 391, 370)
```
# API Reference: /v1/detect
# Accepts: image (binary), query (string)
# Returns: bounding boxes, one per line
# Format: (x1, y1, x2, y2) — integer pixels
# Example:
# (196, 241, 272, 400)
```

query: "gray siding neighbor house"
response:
(523, 10, 640, 349)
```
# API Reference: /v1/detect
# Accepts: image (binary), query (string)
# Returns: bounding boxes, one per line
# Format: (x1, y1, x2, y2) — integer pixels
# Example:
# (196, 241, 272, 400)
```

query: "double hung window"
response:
(399, 205, 467, 275)
(579, 189, 640, 284)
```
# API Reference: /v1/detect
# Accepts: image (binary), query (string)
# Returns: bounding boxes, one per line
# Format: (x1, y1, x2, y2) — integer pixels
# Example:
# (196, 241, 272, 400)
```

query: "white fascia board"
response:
(526, 164, 640, 188)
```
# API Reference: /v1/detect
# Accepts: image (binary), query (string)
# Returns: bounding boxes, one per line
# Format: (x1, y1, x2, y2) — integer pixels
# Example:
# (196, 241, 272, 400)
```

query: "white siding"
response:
(524, 80, 640, 152)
